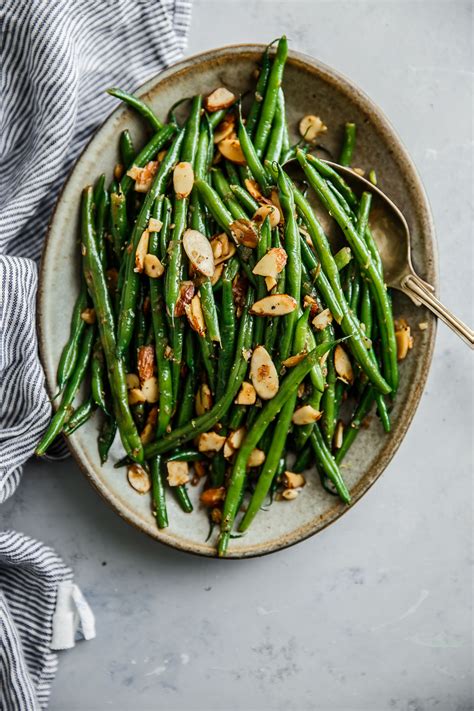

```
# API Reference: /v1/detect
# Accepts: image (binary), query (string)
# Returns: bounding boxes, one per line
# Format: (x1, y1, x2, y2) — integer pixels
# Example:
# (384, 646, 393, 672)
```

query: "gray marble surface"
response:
(3, 2, 473, 709)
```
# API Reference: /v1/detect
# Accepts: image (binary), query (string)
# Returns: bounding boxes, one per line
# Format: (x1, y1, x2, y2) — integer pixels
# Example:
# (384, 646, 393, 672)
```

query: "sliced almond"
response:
(252, 247, 287, 278)
(144, 254, 164, 278)
(265, 276, 277, 292)
(284, 471, 306, 489)
(197, 431, 226, 453)
(148, 218, 163, 232)
(210, 263, 224, 286)
(299, 115, 327, 142)
(334, 345, 354, 385)
(127, 161, 158, 192)
(235, 381, 257, 405)
(166, 461, 190, 487)
(352, 167, 365, 177)
(126, 373, 140, 390)
(194, 461, 207, 479)
(195, 383, 213, 416)
(137, 345, 155, 384)
(253, 204, 281, 229)
(114, 163, 124, 180)
(211, 235, 223, 260)
(128, 388, 146, 405)
(211, 507, 222, 523)
(334, 420, 344, 449)
(173, 162, 194, 199)
(183, 229, 215, 277)
(250, 346, 279, 400)
(245, 179, 265, 203)
(281, 488, 299, 501)
(175, 281, 195, 317)
(312, 308, 333, 330)
(270, 189, 282, 217)
(247, 448, 265, 467)
(232, 273, 247, 317)
(250, 294, 297, 317)
(227, 427, 246, 451)
(213, 113, 236, 143)
(303, 295, 319, 318)
(292, 405, 322, 425)
(230, 219, 258, 248)
(127, 464, 151, 494)
(185, 294, 206, 337)
(418, 321, 428, 331)
(297, 383, 306, 398)
(80, 307, 96, 324)
(141, 376, 159, 404)
(204, 87, 236, 112)
(218, 138, 246, 165)
(282, 352, 307, 368)
(200, 487, 226, 506)
(214, 242, 236, 266)
(395, 325, 413, 360)
(134, 230, 149, 273)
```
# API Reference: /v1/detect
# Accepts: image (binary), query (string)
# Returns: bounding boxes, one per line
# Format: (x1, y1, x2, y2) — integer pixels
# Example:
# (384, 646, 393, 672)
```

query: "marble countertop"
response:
(3, 2, 472, 709)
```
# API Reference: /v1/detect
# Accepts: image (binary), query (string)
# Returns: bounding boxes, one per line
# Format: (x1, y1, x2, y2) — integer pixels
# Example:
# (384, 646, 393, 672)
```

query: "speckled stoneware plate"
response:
(38, 45, 437, 558)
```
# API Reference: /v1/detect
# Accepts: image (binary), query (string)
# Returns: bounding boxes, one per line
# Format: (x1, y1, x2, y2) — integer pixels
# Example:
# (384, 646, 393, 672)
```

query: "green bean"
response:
(293, 442, 312, 472)
(263, 231, 284, 354)
(55, 281, 88, 394)
(224, 160, 241, 187)
(120, 124, 177, 195)
(206, 108, 228, 130)
(215, 258, 238, 401)
(36, 326, 95, 455)
(310, 425, 351, 503)
(306, 155, 357, 208)
(200, 281, 221, 344)
(198, 332, 216, 393)
(98, 414, 117, 464)
(119, 129, 135, 167)
(238, 111, 272, 194)
(339, 122, 356, 167)
(63, 398, 95, 436)
(116, 130, 184, 355)
(320, 325, 337, 447)
(173, 484, 194, 513)
(335, 387, 375, 464)
(80, 187, 144, 462)
(110, 186, 128, 260)
(107, 87, 163, 132)
(334, 246, 352, 272)
(218, 340, 334, 556)
(212, 168, 249, 220)
(91, 339, 109, 414)
(167, 448, 202, 463)
(265, 89, 285, 164)
(150, 455, 168, 529)
(176, 336, 196, 427)
(229, 184, 259, 214)
(94, 174, 108, 267)
(253, 217, 271, 346)
(246, 44, 272, 139)
(253, 36, 288, 157)
(291, 162, 391, 395)
(144, 289, 254, 458)
(298, 235, 343, 322)
(298, 151, 398, 393)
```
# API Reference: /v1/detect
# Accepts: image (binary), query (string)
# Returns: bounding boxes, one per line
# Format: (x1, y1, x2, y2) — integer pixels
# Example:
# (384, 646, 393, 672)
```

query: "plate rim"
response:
(37, 43, 438, 559)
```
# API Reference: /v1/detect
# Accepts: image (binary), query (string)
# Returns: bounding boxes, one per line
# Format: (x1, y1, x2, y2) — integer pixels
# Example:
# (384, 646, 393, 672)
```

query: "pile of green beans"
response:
(37, 36, 402, 557)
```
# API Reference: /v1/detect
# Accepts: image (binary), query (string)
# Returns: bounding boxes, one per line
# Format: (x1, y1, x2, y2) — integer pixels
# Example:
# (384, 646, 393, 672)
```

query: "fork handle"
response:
(401, 274, 474, 348)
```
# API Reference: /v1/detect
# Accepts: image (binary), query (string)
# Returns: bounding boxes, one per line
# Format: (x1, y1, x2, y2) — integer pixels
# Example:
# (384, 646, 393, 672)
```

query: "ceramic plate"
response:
(38, 45, 437, 557)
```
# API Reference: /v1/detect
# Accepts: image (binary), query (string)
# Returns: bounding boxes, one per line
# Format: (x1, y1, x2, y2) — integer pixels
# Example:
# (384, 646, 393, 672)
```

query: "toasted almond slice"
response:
(195, 383, 213, 416)
(127, 161, 159, 192)
(250, 346, 279, 400)
(227, 427, 246, 451)
(148, 218, 163, 232)
(134, 230, 149, 273)
(137, 345, 155, 384)
(230, 219, 258, 248)
(126, 373, 140, 390)
(182, 229, 215, 277)
(252, 247, 287, 278)
(144, 254, 164, 278)
(127, 464, 151, 494)
(167, 461, 190, 487)
(197, 431, 226, 453)
(214, 242, 236, 265)
(235, 381, 256, 405)
(114, 163, 124, 180)
(334, 345, 354, 385)
(265, 276, 277, 292)
(80, 307, 96, 324)
(281, 488, 299, 501)
(269, 189, 282, 216)
(247, 448, 265, 467)
(218, 138, 246, 165)
(213, 113, 236, 143)
(210, 263, 224, 286)
(253, 204, 281, 229)
(303, 295, 319, 317)
(352, 167, 365, 177)
(250, 294, 297, 317)
(173, 161, 194, 199)
(312, 308, 333, 330)
(211, 236, 223, 259)
(284, 471, 306, 489)
(211, 507, 222, 523)
(282, 352, 307, 368)
(395, 326, 412, 360)
(204, 87, 236, 112)
(334, 420, 344, 449)
(128, 388, 146, 405)
(175, 281, 195, 317)
(185, 294, 206, 337)
(292, 405, 322, 425)
(245, 179, 265, 202)
(200, 487, 226, 506)
(418, 321, 428, 331)
(297, 383, 306, 398)
(140, 422, 155, 445)
(299, 115, 327, 142)
(141, 376, 159, 404)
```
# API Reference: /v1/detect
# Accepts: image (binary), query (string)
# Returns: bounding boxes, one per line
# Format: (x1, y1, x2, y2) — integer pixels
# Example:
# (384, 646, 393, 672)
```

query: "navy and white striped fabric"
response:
(0, 1, 192, 708)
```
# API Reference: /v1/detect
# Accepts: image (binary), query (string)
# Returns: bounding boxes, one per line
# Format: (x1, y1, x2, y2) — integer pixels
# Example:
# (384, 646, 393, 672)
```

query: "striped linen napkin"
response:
(0, 1, 192, 708)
